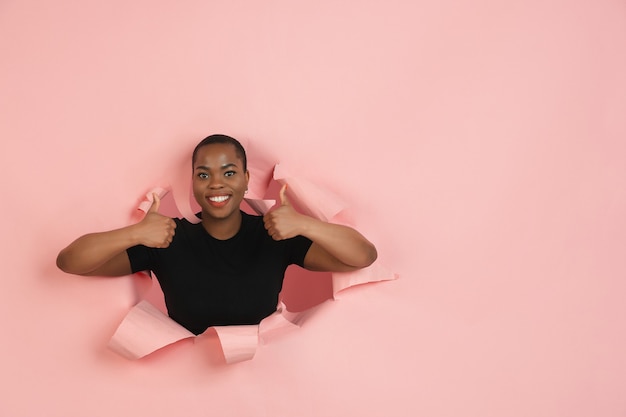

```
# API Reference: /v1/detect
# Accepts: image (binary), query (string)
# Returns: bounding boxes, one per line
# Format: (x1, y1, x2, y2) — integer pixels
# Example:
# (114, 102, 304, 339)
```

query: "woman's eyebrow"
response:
(194, 163, 239, 171)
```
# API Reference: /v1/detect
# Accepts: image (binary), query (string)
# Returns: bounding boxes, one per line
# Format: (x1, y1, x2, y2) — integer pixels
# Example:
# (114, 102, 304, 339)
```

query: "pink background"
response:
(1, 0, 625, 416)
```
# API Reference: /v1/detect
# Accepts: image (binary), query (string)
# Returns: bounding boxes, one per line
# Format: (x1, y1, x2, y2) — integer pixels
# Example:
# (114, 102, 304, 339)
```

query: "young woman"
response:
(57, 134, 377, 335)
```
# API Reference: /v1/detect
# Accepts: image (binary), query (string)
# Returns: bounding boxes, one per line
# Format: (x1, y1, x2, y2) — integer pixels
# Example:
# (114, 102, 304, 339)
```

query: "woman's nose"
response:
(208, 176, 224, 188)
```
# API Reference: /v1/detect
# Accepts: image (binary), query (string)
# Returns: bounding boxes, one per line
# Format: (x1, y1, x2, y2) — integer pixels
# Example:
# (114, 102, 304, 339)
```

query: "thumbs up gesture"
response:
(135, 193, 177, 248)
(263, 184, 309, 240)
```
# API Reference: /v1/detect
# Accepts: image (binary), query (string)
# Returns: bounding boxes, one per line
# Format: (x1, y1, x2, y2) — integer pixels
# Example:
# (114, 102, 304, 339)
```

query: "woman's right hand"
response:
(56, 193, 177, 276)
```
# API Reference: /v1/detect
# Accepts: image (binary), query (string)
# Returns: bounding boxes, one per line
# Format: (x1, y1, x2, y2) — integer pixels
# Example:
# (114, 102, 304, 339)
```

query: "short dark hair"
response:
(192, 134, 247, 171)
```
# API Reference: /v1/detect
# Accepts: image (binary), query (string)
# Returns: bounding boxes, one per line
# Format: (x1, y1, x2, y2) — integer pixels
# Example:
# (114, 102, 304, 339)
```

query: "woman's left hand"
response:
(263, 185, 309, 240)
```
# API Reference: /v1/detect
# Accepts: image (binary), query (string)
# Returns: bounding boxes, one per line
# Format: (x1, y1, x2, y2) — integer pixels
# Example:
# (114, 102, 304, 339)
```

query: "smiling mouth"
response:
(208, 195, 230, 203)
(206, 195, 231, 208)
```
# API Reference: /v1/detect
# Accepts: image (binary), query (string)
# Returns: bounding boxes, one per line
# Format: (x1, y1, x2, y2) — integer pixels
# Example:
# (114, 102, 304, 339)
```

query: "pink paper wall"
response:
(1, 0, 625, 416)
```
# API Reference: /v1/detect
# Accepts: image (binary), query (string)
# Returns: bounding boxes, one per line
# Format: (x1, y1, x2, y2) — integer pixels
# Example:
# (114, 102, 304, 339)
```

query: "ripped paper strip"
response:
(273, 164, 346, 222)
(273, 164, 399, 297)
(109, 162, 397, 364)
(332, 262, 398, 296)
(137, 187, 169, 213)
(242, 198, 276, 216)
(108, 300, 194, 359)
(109, 301, 305, 364)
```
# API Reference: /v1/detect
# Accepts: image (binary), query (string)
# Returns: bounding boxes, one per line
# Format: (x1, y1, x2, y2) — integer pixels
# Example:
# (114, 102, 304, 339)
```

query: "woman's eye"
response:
(225, 171, 235, 177)
(198, 173, 209, 179)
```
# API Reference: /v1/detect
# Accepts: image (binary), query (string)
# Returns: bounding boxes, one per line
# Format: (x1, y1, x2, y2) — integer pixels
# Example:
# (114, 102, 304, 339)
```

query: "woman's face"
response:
(192, 143, 249, 221)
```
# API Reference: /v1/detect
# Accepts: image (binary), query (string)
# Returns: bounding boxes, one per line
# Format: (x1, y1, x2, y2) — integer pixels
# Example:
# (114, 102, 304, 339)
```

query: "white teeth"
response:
(209, 195, 229, 203)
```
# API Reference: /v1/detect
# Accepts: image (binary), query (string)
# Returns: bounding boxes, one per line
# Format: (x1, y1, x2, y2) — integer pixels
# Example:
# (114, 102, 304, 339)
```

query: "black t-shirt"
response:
(127, 211, 312, 335)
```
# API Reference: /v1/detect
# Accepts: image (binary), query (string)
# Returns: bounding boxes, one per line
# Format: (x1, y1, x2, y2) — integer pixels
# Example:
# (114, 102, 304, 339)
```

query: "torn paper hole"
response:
(110, 160, 397, 364)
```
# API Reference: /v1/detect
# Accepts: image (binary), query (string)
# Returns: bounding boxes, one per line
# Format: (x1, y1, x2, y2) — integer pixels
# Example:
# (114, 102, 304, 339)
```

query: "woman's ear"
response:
(245, 170, 250, 187)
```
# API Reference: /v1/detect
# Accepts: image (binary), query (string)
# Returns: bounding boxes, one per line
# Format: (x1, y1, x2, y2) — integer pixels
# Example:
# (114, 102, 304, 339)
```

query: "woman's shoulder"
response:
(174, 216, 200, 226)
(170, 216, 205, 237)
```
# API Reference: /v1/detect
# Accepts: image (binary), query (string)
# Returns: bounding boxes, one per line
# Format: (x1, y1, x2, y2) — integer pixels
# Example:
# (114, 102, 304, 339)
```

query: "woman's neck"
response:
(201, 210, 243, 240)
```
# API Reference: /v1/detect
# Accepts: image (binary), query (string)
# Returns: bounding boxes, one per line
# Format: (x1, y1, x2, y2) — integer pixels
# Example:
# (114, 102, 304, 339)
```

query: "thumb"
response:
(279, 184, 290, 206)
(148, 192, 161, 213)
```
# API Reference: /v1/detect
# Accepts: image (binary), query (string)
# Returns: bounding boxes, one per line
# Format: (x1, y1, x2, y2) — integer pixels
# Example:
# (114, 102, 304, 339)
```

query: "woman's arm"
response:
(263, 186, 377, 272)
(56, 194, 176, 276)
